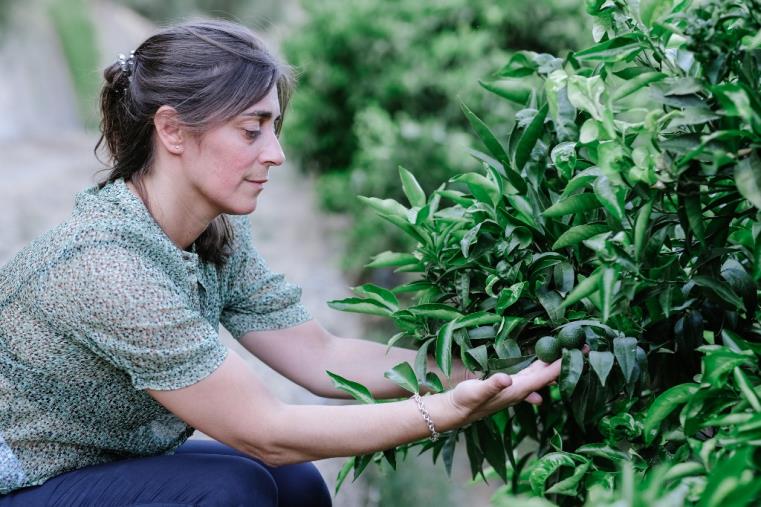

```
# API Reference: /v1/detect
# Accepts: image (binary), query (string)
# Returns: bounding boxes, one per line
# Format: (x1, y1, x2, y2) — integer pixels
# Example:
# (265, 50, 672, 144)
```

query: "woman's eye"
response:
(243, 129, 261, 140)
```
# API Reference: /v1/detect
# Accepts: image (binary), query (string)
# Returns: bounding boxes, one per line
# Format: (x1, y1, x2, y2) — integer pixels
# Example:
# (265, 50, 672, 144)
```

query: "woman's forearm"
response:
(257, 391, 462, 466)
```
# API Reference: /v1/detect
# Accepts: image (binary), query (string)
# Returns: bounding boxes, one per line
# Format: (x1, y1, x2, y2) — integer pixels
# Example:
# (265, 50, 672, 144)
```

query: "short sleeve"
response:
(33, 245, 228, 391)
(220, 216, 312, 339)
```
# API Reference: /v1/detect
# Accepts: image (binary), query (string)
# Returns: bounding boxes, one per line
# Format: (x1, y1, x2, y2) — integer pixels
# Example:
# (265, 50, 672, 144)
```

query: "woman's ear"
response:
(153, 105, 185, 155)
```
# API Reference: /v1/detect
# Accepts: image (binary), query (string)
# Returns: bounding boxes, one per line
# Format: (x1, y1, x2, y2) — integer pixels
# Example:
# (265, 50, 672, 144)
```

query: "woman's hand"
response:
(445, 359, 561, 425)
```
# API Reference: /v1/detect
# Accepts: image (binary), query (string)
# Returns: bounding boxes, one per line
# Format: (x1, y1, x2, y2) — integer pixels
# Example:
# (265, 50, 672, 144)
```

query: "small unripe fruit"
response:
(535, 336, 561, 362)
(557, 325, 585, 349)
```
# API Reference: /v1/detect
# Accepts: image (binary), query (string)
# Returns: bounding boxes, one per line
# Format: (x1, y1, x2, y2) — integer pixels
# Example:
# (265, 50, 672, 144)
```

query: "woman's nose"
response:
(262, 132, 286, 167)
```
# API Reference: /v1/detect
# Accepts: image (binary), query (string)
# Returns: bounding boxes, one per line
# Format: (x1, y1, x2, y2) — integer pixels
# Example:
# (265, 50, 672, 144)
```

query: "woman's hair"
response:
(96, 20, 294, 266)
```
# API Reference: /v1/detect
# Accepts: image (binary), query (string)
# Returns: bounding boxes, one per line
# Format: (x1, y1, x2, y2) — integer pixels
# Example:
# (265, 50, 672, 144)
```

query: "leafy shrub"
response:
(282, 0, 589, 276)
(327, 0, 761, 504)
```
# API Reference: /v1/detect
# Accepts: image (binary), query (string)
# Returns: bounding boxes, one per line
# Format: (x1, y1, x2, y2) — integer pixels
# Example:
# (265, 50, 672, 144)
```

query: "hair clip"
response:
(117, 50, 136, 79)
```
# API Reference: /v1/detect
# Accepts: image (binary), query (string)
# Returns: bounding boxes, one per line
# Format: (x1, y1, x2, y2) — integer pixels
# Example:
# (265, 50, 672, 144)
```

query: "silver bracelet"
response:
(412, 392, 440, 442)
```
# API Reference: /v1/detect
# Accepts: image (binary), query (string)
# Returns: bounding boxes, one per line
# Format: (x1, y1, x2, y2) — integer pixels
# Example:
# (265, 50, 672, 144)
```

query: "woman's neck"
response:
(126, 172, 213, 251)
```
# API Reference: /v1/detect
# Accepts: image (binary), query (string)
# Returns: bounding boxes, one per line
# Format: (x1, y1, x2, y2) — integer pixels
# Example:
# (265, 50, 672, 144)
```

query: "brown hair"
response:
(96, 20, 294, 265)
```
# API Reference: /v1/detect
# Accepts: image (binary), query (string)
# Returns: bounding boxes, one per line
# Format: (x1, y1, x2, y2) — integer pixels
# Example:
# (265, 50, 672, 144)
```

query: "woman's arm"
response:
(147, 348, 560, 466)
(239, 319, 477, 399)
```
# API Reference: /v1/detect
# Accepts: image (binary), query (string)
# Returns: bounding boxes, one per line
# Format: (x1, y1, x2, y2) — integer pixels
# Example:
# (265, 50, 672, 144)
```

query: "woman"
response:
(0, 20, 560, 506)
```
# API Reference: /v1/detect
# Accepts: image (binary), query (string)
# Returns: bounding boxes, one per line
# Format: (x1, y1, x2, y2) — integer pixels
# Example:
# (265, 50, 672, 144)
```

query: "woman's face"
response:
(183, 85, 286, 217)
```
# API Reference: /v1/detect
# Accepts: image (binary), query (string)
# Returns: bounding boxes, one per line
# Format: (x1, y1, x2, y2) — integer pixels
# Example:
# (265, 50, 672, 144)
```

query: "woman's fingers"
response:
(488, 372, 512, 392)
(508, 359, 562, 399)
(524, 392, 543, 405)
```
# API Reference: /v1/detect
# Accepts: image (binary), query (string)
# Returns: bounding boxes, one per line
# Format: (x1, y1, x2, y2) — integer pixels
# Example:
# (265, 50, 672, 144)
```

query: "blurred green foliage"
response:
(48, 0, 100, 128)
(282, 0, 590, 278)
(117, 0, 286, 30)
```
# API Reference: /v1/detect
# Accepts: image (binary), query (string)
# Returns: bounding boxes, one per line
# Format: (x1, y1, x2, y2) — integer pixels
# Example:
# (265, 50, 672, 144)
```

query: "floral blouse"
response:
(0, 178, 311, 494)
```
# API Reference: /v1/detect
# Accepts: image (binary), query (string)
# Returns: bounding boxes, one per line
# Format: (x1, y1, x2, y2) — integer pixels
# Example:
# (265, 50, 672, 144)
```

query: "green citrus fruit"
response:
(535, 336, 561, 362)
(557, 324, 585, 349)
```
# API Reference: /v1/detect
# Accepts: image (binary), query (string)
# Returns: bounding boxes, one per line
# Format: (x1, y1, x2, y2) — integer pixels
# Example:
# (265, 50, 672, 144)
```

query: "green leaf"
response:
(424, 372, 445, 392)
(537, 288, 565, 322)
(495, 51, 539, 77)
(326, 371, 376, 404)
(546, 462, 590, 496)
(692, 276, 745, 310)
(545, 70, 578, 143)
(735, 152, 761, 209)
(701, 347, 754, 388)
(366, 251, 420, 268)
(712, 83, 761, 132)
(479, 79, 532, 104)
(543, 193, 602, 218)
(327, 297, 393, 317)
(351, 284, 399, 311)
(414, 338, 435, 380)
(460, 222, 482, 258)
(560, 269, 603, 309)
(353, 453, 373, 481)
(466, 345, 489, 371)
(559, 348, 584, 400)
(593, 176, 625, 221)
(680, 189, 705, 245)
(597, 141, 628, 175)
(436, 321, 455, 378)
(562, 166, 602, 197)
(496, 282, 527, 313)
(384, 362, 419, 393)
(357, 196, 408, 220)
(613, 337, 638, 386)
(698, 448, 761, 507)
(455, 311, 502, 329)
(550, 142, 577, 180)
(640, 0, 674, 27)
(383, 448, 396, 470)
(488, 355, 536, 374)
(398, 166, 426, 208)
(734, 367, 761, 412)
(552, 223, 609, 250)
(442, 433, 457, 477)
(476, 420, 508, 483)
(451, 173, 500, 207)
(567, 75, 607, 124)
(611, 71, 666, 100)
(575, 443, 630, 462)
(634, 201, 652, 261)
(529, 452, 577, 495)
(600, 266, 617, 323)
(573, 34, 645, 63)
(334, 457, 354, 494)
(589, 351, 615, 387)
(460, 101, 506, 162)
(407, 304, 463, 321)
(514, 104, 549, 172)
(643, 383, 699, 445)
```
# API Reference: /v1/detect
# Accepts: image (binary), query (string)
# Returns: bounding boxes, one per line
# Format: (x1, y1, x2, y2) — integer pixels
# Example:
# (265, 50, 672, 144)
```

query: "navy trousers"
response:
(0, 439, 332, 506)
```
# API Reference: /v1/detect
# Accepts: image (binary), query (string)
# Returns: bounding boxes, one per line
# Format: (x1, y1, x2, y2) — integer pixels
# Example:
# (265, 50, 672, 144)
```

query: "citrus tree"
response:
(327, 0, 761, 505)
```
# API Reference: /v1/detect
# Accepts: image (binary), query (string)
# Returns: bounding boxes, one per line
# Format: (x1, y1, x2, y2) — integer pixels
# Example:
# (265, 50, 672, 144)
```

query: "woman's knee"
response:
(268, 462, 332, 507)
(204, 457, 279, 507)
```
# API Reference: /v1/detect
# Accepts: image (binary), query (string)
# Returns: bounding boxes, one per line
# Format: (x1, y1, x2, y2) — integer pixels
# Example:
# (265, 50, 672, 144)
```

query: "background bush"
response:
(282, 0, 590, 277)
(328, 0, 761, 505)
